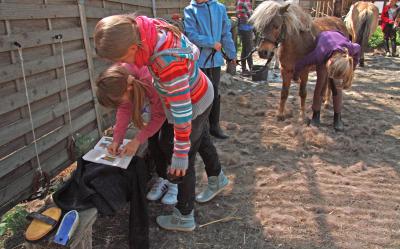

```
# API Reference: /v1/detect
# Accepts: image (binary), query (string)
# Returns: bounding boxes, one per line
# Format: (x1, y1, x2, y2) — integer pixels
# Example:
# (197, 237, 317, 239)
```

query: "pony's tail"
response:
(356, 11, 373, 52)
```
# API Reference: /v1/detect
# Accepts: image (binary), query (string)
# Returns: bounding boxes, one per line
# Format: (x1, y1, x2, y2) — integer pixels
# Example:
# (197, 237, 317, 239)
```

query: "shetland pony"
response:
(249, 1, 348, 121)
(344, 1, 379, 66)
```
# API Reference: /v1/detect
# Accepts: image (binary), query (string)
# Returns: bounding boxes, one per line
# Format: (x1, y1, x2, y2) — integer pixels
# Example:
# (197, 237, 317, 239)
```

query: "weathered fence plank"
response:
(0, 27, 83, 53)
(0, 69, 89, 116)
(104, 0, 151, 7)
(0, 110, 96, 179)
(78, 0, 103, 136)
(85, 6, 130, 18)
(0, 49, 86, 84)
(0, 3, 80, 20)
(0, 90, 93, 147)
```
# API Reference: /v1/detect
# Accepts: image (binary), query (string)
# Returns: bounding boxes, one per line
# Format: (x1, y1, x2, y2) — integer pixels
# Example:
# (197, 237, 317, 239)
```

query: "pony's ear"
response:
(279, 4, 291, 15)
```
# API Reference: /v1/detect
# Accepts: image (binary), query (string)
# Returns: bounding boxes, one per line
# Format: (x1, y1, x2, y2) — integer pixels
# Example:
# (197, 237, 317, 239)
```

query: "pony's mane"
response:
(249, 0, 312, 35)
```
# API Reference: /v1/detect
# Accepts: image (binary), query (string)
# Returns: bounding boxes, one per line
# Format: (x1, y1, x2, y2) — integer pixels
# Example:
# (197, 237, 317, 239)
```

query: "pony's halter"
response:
(258, 22, 287, 48)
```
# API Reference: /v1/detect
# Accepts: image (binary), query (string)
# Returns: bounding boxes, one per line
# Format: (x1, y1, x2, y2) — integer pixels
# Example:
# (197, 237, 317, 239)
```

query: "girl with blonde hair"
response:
(293, 30, 360, 131)
(94, 14, 229, 231)
(96, 63, 181, 206)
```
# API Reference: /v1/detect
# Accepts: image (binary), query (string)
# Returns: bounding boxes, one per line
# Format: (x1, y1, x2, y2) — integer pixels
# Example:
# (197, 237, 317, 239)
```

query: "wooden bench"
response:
(25, 138, 147, 249)
(25, 208, 98, 249)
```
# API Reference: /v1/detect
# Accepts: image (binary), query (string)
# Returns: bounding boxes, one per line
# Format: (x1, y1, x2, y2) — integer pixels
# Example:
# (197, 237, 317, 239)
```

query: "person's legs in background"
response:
(239, 29, 254, 76)
(201, 67, 229, 139)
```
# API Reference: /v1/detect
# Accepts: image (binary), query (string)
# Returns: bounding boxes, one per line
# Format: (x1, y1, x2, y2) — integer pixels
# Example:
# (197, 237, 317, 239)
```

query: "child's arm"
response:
(350, 43, 361, 68)
(135, 87, 166, 144)
(153, 57, 192, 172)
(221, 4, 237, 60)
(293, 48, 321, 81)
(110, 102, 132, 155)
(120, 93, 166, 156)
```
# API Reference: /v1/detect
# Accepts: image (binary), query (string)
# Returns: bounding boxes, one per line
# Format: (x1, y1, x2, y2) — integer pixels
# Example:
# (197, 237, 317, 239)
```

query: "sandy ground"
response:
(2, 53, 399, 249)
(89, 53, 400, 249)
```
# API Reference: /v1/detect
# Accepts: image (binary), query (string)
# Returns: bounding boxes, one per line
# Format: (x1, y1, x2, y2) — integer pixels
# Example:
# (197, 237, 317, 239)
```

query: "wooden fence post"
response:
(77, 0, 103, 137)
(152, 0, 157, 17)
(333, 0, 343, 17)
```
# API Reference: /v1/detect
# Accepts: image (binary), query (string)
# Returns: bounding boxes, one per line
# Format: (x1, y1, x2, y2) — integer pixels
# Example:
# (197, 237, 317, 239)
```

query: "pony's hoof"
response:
(298, 116, 306, 124)
(323, 103, 330, 109)
(277, 115, 285, 121)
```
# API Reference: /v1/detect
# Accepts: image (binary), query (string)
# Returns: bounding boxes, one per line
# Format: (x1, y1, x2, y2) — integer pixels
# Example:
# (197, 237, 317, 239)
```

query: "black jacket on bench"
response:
(53, 157, 149, 249)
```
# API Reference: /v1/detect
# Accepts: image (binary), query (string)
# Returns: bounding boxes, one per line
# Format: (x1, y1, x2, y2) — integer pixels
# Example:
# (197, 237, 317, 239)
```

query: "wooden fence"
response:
(0, 0, 187, 216)
(312, 0, 356, 17)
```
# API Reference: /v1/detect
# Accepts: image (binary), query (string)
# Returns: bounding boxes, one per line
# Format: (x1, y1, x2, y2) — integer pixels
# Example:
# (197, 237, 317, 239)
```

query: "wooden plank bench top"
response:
(25, 208, 98, 249)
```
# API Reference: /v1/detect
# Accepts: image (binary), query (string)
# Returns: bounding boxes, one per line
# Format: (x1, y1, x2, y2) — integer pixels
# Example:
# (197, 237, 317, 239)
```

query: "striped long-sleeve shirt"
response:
(148, 29, 214, 170)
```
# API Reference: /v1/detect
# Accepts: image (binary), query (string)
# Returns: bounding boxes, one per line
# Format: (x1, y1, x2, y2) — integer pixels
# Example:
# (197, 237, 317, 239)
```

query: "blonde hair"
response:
(94, 15, 140, 61)
(96, 64, 147, 129)
(327, 49, 354, 89)
(94, 14, 182, 61)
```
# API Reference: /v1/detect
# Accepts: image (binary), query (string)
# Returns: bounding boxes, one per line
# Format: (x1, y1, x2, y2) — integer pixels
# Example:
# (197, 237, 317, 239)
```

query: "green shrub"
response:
(0, 206, 28, 236)
(369, 26, 400, 48)
(369, 26, 384, 48)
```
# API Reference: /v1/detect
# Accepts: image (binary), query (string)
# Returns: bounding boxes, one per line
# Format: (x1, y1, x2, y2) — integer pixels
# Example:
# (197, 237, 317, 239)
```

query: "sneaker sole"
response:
(156, 219, 195, 232)
(161, 200, 178, 205)
(195, 179, 229, 203)
(157, 225, 196, 232)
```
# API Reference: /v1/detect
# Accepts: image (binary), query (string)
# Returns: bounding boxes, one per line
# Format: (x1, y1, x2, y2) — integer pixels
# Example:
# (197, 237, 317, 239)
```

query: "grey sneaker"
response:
(196, 171, 229, 203)
(156, 207, 196, 232)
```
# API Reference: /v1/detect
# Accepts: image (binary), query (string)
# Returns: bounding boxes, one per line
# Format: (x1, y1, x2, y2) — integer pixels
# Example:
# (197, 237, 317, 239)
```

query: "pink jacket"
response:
(113, 63, 166, 144)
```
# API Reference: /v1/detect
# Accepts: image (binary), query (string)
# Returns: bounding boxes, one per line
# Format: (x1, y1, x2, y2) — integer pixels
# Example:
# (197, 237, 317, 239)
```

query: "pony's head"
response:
(249, 1, 312, 59)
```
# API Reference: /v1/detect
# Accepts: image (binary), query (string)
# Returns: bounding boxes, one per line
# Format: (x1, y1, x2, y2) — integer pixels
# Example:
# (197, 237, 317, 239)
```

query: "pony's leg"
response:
(277, 68, 292, 121)
(299, 70, 309, 122)
(359, 46, 365, 67)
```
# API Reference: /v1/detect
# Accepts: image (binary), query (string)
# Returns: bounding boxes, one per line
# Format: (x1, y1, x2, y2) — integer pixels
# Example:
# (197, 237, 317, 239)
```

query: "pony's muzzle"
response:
(258, 49, 275, 60)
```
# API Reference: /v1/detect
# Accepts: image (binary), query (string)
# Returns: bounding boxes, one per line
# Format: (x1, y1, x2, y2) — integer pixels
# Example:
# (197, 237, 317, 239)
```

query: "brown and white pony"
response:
(344, 1, 379, 66)
(249, 1, 348, 121)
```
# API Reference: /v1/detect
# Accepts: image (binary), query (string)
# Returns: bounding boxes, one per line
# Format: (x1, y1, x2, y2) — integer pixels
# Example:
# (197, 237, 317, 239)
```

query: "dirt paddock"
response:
(3, 53, 398, 249)
(89, 53, 400, 249)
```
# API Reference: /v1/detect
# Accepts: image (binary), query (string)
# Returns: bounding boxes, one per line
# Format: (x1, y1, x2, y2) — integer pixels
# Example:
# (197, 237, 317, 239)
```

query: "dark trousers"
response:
(313, 65, 343, 113)
(239, 29, 254, 71)
(201, 67, 221, 99)
(383, 25, 397, 54)
(147, 121, 171, 179)
(201, 67, 223, 128)
(159, 106, 221, 214)
(128, 158, 149, 249)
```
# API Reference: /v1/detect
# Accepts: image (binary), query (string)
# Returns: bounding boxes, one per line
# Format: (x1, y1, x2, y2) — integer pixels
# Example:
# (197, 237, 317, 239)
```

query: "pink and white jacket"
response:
(112, 63, 166, 145)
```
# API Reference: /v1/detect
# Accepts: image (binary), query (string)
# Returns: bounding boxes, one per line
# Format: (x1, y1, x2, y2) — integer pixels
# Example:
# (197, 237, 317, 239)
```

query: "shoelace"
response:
(150, 180, 167, 193)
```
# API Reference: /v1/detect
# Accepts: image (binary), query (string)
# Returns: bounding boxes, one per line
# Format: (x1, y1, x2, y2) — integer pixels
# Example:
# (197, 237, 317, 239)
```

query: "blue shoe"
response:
(53, 210, 79, 246)
(156, 208, 195, 232)
(196, 170, 229, 203)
